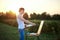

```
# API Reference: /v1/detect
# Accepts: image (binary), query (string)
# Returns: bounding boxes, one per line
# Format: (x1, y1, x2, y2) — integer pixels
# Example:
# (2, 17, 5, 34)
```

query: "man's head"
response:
(19, 7, 25, 14)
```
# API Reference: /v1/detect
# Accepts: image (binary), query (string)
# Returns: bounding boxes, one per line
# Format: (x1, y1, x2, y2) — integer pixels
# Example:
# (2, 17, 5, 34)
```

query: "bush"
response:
(28, 20, 60, 34)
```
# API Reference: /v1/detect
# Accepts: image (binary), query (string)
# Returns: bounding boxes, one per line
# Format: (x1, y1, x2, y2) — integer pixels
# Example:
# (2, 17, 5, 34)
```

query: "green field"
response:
(0, 22, 58, 40)
(0, 23, 19, 40)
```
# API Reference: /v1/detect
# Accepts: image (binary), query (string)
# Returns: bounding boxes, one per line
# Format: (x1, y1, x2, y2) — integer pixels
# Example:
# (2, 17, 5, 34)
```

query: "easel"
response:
(25, 20, 44, 40)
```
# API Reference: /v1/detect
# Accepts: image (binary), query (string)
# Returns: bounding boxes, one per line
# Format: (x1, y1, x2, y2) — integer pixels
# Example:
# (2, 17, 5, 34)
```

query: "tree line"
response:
(24, 12, 60, 20)
(0, 11, 60, 20)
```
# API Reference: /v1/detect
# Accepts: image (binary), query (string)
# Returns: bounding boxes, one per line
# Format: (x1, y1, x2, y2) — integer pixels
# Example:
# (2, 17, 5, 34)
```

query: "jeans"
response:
(19, 29, 24, 40)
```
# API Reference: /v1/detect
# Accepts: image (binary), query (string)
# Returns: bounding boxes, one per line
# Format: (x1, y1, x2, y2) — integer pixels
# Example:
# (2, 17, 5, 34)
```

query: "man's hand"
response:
(30, 23, 36, 26)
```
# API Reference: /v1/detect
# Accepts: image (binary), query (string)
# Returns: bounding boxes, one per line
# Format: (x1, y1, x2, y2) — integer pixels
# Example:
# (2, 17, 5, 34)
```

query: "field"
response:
(0, 20, 60, 40)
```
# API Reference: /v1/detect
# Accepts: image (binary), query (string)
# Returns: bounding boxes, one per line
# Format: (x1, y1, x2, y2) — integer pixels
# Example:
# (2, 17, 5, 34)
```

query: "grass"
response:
(0, 22, 58, 40)
(0, 23, 19, 40)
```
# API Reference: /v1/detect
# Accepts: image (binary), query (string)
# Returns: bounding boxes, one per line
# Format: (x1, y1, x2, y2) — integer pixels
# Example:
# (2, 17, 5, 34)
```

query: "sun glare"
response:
(0, 0, 60, 15)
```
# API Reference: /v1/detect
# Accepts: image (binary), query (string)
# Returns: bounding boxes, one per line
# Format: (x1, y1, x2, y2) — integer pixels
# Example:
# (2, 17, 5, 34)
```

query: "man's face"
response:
(20, 10, 24, 14)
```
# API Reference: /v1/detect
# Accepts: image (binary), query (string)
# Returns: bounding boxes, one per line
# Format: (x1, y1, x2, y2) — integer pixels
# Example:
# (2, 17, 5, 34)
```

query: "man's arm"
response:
(18, 15, 35, 25)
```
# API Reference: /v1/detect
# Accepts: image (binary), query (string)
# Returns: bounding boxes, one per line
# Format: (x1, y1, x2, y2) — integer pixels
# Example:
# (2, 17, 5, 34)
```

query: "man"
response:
(17, 7, 36, 40)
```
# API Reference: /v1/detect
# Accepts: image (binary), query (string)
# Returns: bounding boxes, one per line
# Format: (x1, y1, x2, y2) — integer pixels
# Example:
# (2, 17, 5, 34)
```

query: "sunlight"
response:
(0, 0, 60, 15)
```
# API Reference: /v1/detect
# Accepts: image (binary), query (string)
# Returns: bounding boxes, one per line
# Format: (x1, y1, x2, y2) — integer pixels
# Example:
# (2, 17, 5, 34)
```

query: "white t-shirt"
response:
(17, 13, 25, 29)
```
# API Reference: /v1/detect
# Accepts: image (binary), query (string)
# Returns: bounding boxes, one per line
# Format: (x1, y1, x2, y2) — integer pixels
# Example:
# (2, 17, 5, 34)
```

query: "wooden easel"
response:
(25, 20, 44, 40)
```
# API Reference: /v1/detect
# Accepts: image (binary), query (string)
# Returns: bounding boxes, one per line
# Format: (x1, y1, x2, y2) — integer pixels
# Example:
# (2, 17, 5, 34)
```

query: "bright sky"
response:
(0, 0, 60, 15)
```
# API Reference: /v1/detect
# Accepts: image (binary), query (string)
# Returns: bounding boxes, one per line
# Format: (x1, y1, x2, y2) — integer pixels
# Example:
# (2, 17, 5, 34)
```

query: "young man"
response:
(17, 8, 36, 40)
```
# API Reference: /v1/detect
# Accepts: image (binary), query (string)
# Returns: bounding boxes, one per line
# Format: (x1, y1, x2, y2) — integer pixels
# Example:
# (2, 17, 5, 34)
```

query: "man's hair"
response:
(19, 8, 25, 12)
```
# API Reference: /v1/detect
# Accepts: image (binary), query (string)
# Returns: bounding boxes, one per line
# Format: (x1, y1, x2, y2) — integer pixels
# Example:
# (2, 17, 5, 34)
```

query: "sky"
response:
(0, 0, 60, 15)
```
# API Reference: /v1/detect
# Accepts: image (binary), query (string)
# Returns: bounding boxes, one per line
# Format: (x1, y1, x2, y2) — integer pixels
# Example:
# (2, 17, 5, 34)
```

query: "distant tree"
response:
(30, 12, 60, 20)
(0, 12, 6, 19)
(0, 12, 3, 16)
(30, 14, 33, 19)
(30, 12, 52, 20)
(23, 12, 29, 20)
(46, 14, 51, 20)
(40, 12, 47, 20)
(30, 12, 37, 20)
(52, 14, 60, 20)
(36, 14, 41, 19)
(5, 11, 16, 19)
